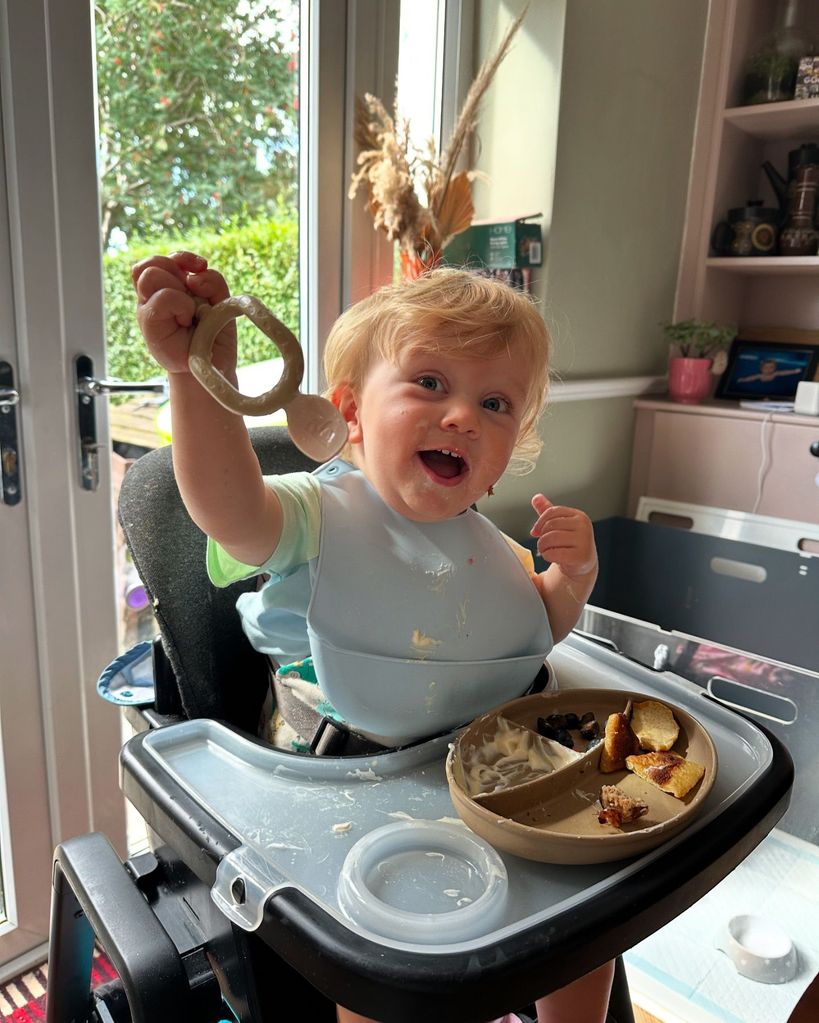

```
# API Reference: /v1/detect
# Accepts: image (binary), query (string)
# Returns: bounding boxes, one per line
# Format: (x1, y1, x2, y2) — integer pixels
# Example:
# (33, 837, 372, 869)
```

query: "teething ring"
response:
(188, 294, 304, 416)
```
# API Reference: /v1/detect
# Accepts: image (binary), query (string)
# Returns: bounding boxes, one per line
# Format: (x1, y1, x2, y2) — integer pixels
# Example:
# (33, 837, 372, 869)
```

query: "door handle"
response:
(74, 355, 167, 491)
(0, 361, 21, 505)
(76, 376, 166, 398)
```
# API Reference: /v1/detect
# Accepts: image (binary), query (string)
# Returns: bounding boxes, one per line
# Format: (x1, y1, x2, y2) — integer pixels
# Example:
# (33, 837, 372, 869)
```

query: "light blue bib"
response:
(306, 469, 553, 743)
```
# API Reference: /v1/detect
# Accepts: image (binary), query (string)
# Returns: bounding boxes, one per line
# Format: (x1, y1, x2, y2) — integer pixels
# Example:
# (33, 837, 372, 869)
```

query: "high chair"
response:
(45, 428, 793, 1023)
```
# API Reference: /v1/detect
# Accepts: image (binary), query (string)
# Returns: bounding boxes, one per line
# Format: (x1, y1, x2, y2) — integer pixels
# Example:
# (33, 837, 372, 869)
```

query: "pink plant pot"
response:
(668, 357, 713, 404)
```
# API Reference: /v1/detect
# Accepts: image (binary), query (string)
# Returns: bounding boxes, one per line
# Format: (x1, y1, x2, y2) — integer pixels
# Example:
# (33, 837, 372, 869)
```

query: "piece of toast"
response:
(626, 751, 705, 799)
(597, 784, 649, 827)
(599, 711, 640, 772)
(631, 700, 680, 752)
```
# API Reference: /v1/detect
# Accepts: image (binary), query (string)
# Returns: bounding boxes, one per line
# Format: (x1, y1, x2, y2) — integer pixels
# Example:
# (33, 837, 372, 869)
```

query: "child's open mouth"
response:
(418, 448, 468, 484)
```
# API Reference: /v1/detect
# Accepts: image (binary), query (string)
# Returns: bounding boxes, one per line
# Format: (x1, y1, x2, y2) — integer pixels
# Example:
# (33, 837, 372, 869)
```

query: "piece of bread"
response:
(631, 700, 680, 752)
(597, 785, 649, 827)
(626, 751, 705, 799)
(599, 712, 640, 773)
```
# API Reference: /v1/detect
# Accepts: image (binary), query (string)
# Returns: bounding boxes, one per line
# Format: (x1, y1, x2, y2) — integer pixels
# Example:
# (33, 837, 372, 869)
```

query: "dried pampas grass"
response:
(349, 8, 526, 271)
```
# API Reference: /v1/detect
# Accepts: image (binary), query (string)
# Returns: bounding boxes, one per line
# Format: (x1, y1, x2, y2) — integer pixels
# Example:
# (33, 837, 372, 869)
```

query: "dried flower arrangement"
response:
(349, 9, 525, 278)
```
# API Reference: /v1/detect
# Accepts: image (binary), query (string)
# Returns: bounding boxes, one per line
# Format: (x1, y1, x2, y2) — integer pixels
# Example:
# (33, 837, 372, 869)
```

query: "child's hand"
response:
(131, 250, 237, 377)
(530, 493, 597, 581)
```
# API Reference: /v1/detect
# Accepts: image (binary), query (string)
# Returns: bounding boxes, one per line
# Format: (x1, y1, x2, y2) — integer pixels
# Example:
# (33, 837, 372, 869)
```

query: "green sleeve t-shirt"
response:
(206, 471, 322, 586)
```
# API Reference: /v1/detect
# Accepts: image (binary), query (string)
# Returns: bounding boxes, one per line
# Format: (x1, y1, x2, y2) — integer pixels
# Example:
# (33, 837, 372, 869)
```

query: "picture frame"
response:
(715, 339, 819, 401)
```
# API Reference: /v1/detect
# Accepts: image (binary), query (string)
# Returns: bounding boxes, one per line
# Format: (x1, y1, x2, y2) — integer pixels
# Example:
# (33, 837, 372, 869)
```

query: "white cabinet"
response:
(629, 399, 819, 523)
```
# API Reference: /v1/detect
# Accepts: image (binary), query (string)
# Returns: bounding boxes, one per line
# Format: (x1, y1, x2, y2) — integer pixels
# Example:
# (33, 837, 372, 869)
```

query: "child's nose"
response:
(441, 396, 479, 435)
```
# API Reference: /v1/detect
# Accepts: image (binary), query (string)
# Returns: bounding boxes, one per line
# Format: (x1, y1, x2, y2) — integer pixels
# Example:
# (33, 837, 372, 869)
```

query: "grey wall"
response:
(472, 0, 708, 537)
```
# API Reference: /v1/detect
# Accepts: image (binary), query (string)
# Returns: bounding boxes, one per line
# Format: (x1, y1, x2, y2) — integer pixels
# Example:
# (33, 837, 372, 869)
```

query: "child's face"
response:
(338, 344, 531, 521)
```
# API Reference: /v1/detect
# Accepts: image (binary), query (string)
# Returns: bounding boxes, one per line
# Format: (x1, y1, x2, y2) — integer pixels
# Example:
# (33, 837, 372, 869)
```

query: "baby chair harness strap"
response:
(272, 660, 552, 756)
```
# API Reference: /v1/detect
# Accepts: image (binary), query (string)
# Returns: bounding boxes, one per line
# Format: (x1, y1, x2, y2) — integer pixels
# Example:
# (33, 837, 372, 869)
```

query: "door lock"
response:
(0, 361, 21, 505)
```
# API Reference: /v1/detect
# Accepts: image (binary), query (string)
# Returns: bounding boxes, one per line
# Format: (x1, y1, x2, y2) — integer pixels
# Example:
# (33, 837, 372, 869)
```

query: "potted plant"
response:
(662, 319, 737, 404)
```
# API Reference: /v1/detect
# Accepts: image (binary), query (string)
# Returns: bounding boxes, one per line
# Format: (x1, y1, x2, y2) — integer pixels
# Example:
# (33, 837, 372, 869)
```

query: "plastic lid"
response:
(336, 820, 507, 944)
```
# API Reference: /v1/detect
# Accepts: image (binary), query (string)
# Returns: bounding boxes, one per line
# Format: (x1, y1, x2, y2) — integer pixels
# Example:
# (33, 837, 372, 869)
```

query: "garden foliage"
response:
(104, 217, 299, 383)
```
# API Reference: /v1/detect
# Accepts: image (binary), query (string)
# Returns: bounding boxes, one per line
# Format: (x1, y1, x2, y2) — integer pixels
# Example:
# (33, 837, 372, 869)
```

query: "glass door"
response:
(0, 0, 407, 979)
(0, 0, 125, 976)
(93, 0, 304, 652)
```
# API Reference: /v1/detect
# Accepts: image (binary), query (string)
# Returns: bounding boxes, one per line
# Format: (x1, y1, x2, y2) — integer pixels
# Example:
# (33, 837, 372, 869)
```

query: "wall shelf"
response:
(724, 97, 819, 141)
(706, 256, 819, 275)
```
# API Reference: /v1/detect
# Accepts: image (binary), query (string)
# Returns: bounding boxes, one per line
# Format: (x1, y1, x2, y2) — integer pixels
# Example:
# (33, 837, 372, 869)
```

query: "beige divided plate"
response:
(446, 688, 717, 864)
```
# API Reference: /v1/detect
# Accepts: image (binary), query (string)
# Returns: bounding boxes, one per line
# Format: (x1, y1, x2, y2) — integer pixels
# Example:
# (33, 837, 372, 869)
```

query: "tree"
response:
(95, 0, 298, 248)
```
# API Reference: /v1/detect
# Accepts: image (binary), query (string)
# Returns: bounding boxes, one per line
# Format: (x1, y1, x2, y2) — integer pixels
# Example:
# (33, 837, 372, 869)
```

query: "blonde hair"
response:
(323, 268, 551, 473)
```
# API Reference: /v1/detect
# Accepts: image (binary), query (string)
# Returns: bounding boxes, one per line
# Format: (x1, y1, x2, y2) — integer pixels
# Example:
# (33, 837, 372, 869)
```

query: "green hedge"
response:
(104, 217, 299, 383)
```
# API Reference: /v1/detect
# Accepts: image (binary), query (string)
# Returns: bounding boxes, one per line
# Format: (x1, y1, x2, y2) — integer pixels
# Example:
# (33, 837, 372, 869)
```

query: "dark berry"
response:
(564, 712, 581, 730)
(546, 713, 567, 730)
(580, 719, 600, 740)
(536, 717, 559, 740)
(555, 729, 575, 749)
(580, 711, 595, 725)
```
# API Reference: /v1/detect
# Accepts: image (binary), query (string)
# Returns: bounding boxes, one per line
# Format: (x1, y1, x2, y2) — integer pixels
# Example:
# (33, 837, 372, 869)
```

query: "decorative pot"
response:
(668, 356, 713, 404)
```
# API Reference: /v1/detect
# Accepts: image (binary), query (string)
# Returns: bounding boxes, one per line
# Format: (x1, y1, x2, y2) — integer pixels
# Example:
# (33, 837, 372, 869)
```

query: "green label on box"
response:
(443, 220, 542, 269)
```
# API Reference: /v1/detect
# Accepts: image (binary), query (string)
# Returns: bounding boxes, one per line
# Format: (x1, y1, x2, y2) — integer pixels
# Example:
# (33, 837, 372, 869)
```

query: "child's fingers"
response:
(184, 268, 231, 305)
(131, 252, 204, 290)
(134, 264, 189, 304)
(536, 528, 578, 552)
(531, 493, 552, 516)
(530, 504, 577, 537)
(136, 286, 197, 337)
(168, 250, 208, 271)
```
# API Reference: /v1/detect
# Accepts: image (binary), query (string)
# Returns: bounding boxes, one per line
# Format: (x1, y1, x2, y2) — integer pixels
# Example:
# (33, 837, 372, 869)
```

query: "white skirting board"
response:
(625, 828, 819, 1023)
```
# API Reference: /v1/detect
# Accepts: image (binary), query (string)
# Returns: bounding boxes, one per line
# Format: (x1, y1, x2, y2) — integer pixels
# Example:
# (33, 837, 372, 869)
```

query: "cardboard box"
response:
(443, 215, 543, 270)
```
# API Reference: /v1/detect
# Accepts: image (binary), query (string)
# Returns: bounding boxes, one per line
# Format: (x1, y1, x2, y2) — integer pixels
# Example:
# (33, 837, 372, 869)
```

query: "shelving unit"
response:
(628, 1, 819, 529)
(675, 0, 819, 330)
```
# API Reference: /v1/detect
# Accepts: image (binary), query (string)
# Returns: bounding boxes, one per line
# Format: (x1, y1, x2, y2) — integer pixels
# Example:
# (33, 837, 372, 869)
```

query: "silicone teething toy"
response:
(188, 294, 348, 462)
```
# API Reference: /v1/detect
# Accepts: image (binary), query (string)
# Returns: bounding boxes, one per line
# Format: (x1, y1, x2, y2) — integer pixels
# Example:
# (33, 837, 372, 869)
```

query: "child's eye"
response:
(416, 375, 444, 392)
(482, 396, 511, 413)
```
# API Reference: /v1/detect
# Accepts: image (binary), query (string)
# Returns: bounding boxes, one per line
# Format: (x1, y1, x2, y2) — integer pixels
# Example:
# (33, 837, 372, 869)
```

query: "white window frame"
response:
(301, 0, 404, 394)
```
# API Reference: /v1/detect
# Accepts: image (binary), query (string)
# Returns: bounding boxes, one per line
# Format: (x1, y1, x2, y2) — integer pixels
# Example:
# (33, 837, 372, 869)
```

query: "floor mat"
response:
(0, 948, 116, 1022)
(625, 828, 819, 1023)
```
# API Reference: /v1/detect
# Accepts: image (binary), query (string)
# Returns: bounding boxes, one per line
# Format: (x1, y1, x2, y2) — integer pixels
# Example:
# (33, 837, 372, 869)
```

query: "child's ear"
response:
(332, 383, 363, 444)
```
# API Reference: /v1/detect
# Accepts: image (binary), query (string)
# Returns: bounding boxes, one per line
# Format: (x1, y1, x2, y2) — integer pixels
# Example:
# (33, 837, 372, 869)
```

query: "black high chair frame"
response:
(45, 428, 794, 1023)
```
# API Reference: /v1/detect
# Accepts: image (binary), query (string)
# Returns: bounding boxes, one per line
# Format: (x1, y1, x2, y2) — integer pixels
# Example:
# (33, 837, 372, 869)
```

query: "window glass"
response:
(94, 0, 301, 650)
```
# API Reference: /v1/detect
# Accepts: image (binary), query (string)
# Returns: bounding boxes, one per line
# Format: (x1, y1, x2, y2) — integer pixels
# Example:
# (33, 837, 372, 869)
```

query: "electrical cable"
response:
(751, 413, 774, 514)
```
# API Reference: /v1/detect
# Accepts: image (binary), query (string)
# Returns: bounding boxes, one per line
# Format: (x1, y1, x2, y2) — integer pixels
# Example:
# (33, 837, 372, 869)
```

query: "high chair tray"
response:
(120, 633, 792, 1020)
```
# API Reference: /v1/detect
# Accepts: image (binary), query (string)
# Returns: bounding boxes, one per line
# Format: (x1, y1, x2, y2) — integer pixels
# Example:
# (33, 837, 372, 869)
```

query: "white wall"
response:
(472, 0, 708, 535)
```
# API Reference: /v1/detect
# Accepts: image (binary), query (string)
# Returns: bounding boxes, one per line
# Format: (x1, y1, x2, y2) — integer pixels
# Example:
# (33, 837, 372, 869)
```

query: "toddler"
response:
(133, 251, 613, 1023)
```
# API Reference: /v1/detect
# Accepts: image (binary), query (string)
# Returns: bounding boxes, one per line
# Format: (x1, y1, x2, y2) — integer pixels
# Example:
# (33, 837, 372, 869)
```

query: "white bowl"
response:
(719, 914, 798, 984)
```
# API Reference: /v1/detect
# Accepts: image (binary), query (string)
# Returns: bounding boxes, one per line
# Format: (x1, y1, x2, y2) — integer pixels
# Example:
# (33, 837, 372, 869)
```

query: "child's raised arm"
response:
(529, 494, 599, 643)
(132, 250, 284, 568)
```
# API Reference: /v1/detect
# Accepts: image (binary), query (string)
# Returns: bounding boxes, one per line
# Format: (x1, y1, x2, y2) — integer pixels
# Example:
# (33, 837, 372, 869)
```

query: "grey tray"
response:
(140, 634, 776, 956)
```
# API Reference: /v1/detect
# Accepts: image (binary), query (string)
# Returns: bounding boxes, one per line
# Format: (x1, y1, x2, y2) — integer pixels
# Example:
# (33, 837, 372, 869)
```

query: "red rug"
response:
(0, 949, 117, 1022)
